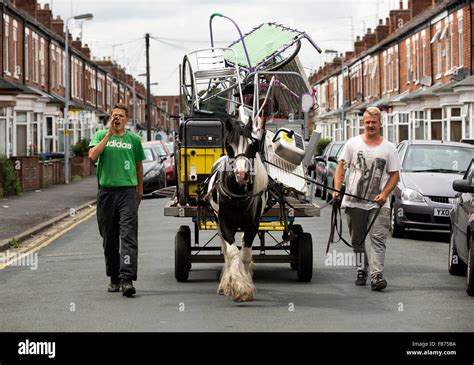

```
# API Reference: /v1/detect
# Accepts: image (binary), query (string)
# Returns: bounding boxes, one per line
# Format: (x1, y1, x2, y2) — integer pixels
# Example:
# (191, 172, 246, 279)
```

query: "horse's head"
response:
(224, 117, 259, 187)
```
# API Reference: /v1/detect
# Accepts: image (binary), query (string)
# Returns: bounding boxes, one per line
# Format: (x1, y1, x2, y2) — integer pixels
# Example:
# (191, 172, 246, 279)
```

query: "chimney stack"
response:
(375, 18, 390, 43)
(363, 28, 377, 49)
(72, 37, 82, 52)
(14, 0, 37, 17)
(51, 16, 64, 37)
(354, 35, 366, 55)
(81, 44, 91, 59)
(37, 3, 52, 29)
(409, 0, 433, 18)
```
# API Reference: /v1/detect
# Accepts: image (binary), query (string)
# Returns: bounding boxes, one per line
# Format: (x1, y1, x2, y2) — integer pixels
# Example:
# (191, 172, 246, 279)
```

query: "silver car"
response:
(390, 140, 474, 238)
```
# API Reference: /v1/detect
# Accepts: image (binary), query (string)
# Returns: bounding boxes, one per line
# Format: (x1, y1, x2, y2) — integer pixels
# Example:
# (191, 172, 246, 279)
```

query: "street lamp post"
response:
(64, 13, 93, 184)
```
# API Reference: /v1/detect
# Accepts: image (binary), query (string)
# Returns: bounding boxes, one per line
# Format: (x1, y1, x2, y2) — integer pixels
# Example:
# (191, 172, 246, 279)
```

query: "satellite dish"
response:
(420, 75, 432, 87)
(453, 68, 470, 82)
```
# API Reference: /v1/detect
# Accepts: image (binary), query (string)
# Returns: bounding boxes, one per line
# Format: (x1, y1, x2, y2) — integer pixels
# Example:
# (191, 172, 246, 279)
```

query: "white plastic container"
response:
(272, 128, 305, 165)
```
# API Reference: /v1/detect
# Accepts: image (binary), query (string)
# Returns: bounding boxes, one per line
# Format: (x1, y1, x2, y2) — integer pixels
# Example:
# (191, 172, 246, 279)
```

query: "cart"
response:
(165, 13, 322, 283)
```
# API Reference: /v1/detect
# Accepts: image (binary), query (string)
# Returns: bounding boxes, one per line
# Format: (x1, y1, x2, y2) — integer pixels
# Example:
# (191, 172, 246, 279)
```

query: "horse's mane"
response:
(225, 117, 253, 150)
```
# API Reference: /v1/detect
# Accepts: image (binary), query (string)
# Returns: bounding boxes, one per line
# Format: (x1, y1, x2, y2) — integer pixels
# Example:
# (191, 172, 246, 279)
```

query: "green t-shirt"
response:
(89, 130, 146, 188)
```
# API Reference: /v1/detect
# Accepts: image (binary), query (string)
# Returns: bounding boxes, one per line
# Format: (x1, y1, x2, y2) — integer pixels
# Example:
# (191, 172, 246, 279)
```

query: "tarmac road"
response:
(1, 195, 473, 332)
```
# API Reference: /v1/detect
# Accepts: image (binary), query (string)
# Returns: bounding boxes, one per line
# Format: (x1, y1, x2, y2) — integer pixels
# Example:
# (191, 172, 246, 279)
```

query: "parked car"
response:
(390, 140, 474, 238)
(309, 141, 344, 200)
(449, 158, 474, 296)
(142, 146, 166, 195)
(143, 141, 176, 185)
(325, 144, 346, 202)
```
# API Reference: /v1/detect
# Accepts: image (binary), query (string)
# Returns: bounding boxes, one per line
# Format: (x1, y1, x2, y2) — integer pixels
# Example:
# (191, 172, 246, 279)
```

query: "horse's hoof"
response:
(233, 294, 254, 302)
(217, 285, 232, 296)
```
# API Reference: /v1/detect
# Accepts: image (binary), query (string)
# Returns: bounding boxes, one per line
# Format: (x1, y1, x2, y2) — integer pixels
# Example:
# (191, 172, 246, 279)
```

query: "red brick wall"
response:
(11, 156, 40, 192)
(39, 161, 54, 188)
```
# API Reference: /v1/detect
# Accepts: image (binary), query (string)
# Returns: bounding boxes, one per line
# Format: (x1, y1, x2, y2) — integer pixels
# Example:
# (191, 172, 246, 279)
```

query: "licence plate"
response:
(434, 208, 451, 217)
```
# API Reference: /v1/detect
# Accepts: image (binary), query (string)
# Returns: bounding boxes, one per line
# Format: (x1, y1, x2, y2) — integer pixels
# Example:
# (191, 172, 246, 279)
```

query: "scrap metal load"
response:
(180, 13, 322, 200)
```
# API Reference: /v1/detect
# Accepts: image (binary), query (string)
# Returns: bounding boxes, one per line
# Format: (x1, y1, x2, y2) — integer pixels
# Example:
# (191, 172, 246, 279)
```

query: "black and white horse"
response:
(207, 117, 268, 302)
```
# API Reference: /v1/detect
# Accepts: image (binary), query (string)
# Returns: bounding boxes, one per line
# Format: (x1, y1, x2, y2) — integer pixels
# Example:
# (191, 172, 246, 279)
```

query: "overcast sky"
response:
(39, 0, 407, 95)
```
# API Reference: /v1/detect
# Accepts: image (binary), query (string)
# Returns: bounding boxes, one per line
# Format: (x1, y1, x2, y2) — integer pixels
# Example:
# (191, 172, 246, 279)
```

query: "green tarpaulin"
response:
(224, 23, 299, 68)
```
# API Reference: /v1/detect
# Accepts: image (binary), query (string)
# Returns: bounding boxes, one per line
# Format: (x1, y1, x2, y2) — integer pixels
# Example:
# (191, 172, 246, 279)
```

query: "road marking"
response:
(0, 208, 96, 270)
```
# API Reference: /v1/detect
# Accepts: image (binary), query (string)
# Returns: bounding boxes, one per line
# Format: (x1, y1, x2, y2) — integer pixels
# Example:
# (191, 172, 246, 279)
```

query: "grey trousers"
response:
(97, 186, 138, 281)
(345, 206, 390, 278)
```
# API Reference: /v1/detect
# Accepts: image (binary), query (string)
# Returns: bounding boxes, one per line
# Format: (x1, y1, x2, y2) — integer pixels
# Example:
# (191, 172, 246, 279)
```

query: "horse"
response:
(206, 117, 268, 302)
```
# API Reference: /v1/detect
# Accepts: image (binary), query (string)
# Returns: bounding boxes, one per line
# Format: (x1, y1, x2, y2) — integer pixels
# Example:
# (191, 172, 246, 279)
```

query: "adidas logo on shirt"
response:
(106, 140, 132, 149)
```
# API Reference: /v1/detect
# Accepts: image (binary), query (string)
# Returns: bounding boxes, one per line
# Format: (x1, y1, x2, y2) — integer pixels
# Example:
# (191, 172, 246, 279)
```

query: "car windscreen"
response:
(403, 145, 474, 173)
(330, 143, 344, 157)
(143, 148, 155, 162)
(151, 144, 166, 157)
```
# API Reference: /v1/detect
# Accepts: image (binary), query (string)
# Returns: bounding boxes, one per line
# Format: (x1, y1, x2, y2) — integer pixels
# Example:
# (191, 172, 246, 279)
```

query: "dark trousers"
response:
(97, 187, 138, 281)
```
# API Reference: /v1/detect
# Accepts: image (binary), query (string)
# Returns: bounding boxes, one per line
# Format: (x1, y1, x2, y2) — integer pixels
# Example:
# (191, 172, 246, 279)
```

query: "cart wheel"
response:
(175, 226, 191, 282)
(290, 225, 303, 270)
(297, 232, 313, 282)
(180, 225, 192, 270)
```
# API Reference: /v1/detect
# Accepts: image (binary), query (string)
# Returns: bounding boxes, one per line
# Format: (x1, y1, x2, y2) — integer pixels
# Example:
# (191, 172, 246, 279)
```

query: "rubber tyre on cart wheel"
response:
(290, 225, 303, 270)
(175, 225, 191, 282)
(180, 225, 192, 270)
(297, 232, 313, 282)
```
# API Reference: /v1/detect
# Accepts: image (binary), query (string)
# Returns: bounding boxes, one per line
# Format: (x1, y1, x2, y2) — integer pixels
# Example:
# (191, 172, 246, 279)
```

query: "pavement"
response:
(0, 176, 99, 247)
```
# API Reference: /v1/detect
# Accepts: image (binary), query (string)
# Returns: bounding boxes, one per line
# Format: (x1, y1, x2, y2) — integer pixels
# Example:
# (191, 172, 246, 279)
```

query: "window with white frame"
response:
(436, 30, 442, 78)
(57, 48, 61, 88)
(458, 14, 463, 67)
(388, 50, 393, 91)
(4, 15, 10, 74)
(449, 17, 454, 71)
(406, 39, 410, 83)
(40, 38, 45, 86)
(397, 113, 409, 142)
(62, 51, 66, 87)
(442, 20, 450, 73)
(34, 33, 39, 83)
(25, 29, 29, 80)
(395, 46, 399, 91)
(412, 110, 425, 139)
(383, 51, 387, 93)
(161, 100, 168, 113)
(462, 104, 470, 139)
(431, 108, 442, 140)
(421, 33, 426, 76)
(450, 107, 462, 142)
(13, 20, 18, 78)
(71, 59, 76, 97)
(51, 45, 56, 89)
(413, 36, 418, 82)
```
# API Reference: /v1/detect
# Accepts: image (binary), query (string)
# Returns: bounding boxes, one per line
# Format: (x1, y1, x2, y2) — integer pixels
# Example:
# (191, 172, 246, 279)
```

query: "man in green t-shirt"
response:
(89, 104, 146, 297)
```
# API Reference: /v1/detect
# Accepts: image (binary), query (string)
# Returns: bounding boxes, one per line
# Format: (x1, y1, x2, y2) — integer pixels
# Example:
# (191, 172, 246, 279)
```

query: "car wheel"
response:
(448, 231, 467, 276)
(321, 178, 327, 201)
(466, 237, 474, 296)
(390, 205, 405, 238)
(326, 182, 333, 203)
(314, 176, 321, 197)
